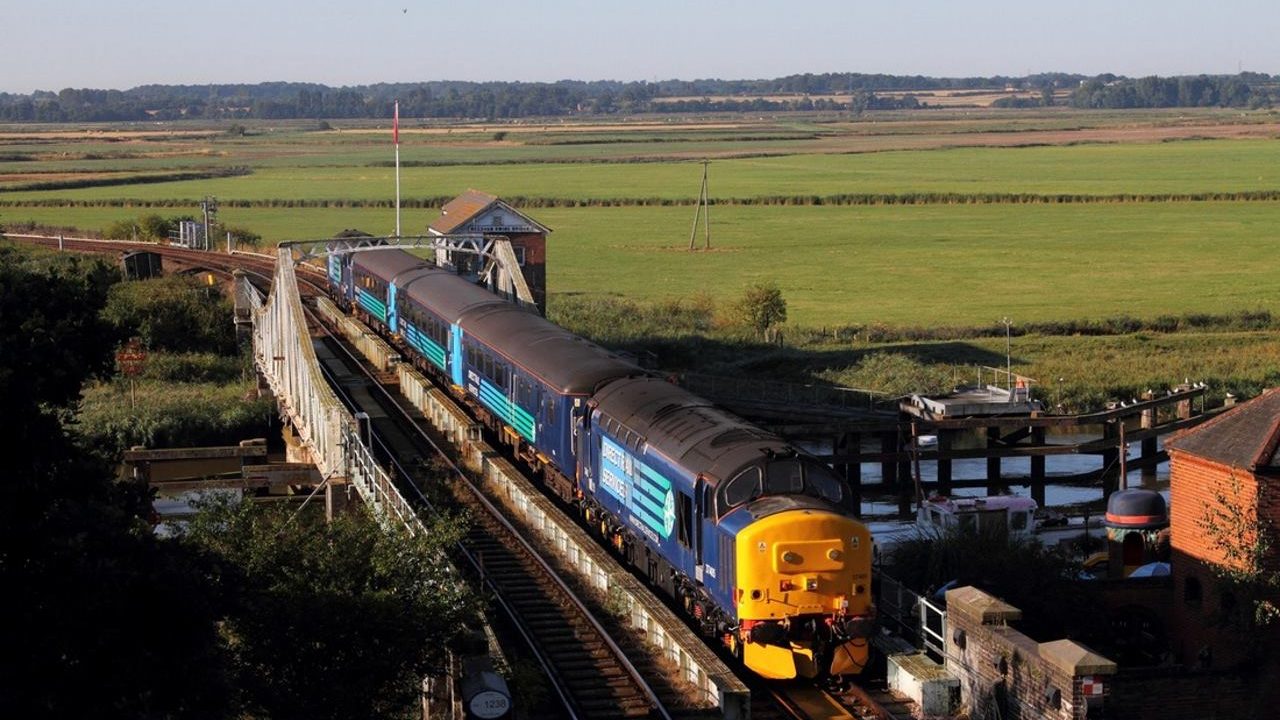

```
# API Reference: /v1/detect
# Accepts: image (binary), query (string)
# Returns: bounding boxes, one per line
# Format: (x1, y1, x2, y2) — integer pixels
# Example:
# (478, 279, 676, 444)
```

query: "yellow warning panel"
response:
(744, 642, 797, 680)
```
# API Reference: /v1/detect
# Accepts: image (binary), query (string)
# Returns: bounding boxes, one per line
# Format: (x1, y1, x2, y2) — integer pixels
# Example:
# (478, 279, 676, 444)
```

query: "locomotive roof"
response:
(350, 248, 425, 281)
(399, 264, 509, 321)
(460, 303, 640, 394)
(590, 377, 789, 484)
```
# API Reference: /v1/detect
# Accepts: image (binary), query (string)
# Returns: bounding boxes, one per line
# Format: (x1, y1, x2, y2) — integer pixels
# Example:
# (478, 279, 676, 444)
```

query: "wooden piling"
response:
(985, 426, 1002, 494)
(1030, 426, 1046, 507)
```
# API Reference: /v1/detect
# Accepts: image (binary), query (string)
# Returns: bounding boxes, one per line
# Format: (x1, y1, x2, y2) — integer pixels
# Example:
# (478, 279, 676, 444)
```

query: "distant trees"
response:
(2, 72, 1271, 122)
(1070, 74, 1272, 109)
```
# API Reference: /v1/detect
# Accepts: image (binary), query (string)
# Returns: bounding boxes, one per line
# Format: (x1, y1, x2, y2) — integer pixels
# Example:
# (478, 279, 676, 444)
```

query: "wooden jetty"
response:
(686, 371, 1217, 518)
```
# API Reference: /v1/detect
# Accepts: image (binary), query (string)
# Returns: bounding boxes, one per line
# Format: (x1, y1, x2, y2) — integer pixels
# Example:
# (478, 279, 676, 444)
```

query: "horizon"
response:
(6, 0, 1278, 94)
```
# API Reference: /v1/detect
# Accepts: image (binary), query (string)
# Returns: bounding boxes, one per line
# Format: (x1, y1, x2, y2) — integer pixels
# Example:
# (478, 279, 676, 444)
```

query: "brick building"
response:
(1165, 388, 1280, 669)
(428, 189, 550, 312)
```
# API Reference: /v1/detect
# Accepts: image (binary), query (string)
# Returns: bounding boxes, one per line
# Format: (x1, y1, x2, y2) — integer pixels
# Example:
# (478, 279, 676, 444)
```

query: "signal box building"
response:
(428, 189, 550, 313)
(1165, 388, 1280, 670)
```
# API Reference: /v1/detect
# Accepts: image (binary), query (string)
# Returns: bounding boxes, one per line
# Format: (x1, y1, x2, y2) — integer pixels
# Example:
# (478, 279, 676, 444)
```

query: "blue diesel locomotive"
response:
(329, 248, 874, 680)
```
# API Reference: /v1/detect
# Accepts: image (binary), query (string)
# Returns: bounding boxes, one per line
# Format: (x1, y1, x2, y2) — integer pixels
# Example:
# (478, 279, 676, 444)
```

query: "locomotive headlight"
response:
(782, 551, 801, 565)
(827, 549, 842, 561)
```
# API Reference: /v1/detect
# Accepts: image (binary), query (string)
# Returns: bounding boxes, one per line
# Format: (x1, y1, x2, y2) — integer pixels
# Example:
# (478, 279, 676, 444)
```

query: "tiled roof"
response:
(1166, 388, 1280, 472)
(429, 189, 499, 234)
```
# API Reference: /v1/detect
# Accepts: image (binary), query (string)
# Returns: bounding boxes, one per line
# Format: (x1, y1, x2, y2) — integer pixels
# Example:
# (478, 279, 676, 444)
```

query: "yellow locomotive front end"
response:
(733, 508, 874, 680)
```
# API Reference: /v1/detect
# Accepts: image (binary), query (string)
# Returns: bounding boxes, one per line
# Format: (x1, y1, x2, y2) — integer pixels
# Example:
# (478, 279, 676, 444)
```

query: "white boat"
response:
(916, 494, 1039, 540)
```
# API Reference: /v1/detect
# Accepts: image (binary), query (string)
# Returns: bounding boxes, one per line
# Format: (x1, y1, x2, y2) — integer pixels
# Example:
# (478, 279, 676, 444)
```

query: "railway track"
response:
(749, 679, 913, 720)
(308, 305, 679, 720)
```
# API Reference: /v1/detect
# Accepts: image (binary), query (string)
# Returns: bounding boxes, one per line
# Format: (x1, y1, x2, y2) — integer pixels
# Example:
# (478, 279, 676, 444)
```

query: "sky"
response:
(2, 0, 1278, 93)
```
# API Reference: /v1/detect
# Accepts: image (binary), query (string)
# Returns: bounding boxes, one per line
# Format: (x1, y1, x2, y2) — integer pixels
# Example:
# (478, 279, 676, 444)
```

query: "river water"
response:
(802, 430, 1171, 522)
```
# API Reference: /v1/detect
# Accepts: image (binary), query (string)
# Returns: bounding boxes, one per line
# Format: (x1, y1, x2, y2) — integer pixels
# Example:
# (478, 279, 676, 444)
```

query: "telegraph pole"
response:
(687, 160, 711, 251)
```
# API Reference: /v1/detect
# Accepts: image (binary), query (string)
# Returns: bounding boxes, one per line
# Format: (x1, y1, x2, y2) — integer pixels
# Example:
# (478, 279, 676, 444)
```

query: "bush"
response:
(77, 378, 272, 457)
(886, 530, 1105, 642)
(733, 281, 787, 338)
(101, 275, 237, 354)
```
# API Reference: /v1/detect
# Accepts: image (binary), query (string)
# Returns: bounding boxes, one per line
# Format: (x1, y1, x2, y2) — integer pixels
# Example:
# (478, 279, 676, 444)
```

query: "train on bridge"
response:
(328, 248, 875, 681)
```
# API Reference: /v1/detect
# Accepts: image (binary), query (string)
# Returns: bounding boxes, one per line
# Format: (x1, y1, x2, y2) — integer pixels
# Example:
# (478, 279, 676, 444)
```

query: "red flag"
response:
(393, 101, 400, 145)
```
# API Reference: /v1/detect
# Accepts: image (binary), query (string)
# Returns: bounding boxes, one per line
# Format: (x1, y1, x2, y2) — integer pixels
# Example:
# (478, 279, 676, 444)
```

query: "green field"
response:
(6, 137, 1280, 203)
(5, 200, 1276, 328)
(3, 110, 1280, 406)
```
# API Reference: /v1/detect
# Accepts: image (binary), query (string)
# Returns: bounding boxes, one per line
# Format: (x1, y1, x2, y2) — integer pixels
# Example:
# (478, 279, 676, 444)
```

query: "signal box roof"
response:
(429, 189, 550, 235)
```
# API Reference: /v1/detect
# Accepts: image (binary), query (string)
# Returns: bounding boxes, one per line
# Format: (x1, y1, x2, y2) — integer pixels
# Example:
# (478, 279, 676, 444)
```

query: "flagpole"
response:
(394, 101, 401, 237)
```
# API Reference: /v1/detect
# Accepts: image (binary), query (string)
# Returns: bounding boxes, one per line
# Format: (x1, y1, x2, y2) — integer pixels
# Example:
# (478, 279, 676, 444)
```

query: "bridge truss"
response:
(286, 233, 536, 309)
(244, 247, 421, 532)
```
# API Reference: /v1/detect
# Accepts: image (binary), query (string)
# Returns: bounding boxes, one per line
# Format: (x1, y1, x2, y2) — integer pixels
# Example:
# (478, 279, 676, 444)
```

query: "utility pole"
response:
(200, 196, 218, 251)
(687, 160, 711, 251)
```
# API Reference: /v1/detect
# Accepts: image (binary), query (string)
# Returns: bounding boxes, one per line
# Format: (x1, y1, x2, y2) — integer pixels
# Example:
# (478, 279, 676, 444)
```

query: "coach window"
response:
(677, 493, 693, 548)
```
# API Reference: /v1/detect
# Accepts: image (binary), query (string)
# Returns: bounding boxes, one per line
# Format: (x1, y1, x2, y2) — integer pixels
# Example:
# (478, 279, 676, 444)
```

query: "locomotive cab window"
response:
(803, 463, 845, 504)
(723, 467, 762, 510)
(766, 460, 804, 494)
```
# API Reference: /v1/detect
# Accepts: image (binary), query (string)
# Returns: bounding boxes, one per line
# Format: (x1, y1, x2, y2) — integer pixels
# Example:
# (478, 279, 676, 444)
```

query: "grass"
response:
(3, 110, 1279, 409)
(6, 138, 1280, 204)
(6, 201, 1279, 328)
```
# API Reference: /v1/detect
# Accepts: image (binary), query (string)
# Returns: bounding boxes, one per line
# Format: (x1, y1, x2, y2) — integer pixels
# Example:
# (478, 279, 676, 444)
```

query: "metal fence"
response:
(246, 247, 418, 534)
(878, 573, 947, 662)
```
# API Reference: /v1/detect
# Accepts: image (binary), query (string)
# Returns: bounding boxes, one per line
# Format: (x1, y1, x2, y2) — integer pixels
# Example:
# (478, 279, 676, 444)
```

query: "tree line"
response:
(1, 72, 1275, 122)
(1070, 72, 1274, 109)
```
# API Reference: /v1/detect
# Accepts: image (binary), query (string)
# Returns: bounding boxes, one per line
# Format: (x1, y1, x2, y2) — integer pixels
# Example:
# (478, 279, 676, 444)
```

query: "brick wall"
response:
(1168, 451, 1280, 668)
(1168, 451, 1260, 569)
(1109, 667, 1262, 719)
(945, 587, 1115, 720)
